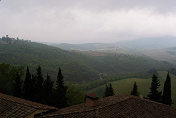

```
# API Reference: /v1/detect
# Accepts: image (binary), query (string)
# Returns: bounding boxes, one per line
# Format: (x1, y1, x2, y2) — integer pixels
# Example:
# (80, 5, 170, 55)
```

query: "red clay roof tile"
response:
(0, 93, 56, 118)
(42, 95, 176, 118)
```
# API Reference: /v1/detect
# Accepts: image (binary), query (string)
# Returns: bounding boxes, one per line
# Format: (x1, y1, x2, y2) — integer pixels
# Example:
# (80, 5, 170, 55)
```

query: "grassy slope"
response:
(88, 71, 176, 105)
(0, 40, 174, 82)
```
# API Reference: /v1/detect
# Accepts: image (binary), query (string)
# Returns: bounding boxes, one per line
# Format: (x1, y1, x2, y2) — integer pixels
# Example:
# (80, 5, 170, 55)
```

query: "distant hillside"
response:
(143, 47, 176, 64)
(50, 43, 137, 55)
(49, 36, 176, 52)
(0, 36, 174, 82)
(119, 36, 176, 50)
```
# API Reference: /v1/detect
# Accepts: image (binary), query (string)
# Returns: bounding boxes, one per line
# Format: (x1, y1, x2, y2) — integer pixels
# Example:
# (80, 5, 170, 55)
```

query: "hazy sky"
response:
(0, 0, 176, 43)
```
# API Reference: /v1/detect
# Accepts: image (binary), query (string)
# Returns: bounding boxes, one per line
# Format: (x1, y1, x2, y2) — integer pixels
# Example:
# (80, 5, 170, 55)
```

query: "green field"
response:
(88, 71, 176, 105)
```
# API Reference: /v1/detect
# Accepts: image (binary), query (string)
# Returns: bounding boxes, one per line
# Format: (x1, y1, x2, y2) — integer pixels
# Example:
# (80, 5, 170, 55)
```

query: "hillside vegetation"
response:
(88, 71, 176, 105)
(143, 47, 176, 65)
(0, 37, 174, 82)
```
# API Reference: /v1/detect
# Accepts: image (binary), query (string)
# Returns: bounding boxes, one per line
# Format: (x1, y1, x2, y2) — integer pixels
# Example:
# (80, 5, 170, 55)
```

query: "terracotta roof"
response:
(87, 93, 99, 99)
(42, 95, 176, 118)
(0, 93, 56, 118)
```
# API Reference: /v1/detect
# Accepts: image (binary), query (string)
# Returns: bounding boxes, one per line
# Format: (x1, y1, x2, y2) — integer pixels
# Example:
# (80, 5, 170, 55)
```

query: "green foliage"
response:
(131, 82, 139, 96)
(66, 85, 85, 106)
(33, 66, 44, 102)
(13, 72, 22, 97)
(163, 72, 172, 105)
(104, 84, 109, 97)
(55, 68, 67, 108)
(0, 63, 86, 107)
(109, 83, 114, 96)
(56, 68, 64, 89)
(23, 66, 32, 99)
(87, 71, 176, 106)
(104, 83, 114, 97)
(0, 39, 174, 82)
(43, 74, 54, 105)
(0, 63, 24, 94)
(147, 74, 162, 102)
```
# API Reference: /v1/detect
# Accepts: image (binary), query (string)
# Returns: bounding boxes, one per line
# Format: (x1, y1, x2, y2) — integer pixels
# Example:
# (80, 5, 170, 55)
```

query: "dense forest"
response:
(0, 63, 85, 107)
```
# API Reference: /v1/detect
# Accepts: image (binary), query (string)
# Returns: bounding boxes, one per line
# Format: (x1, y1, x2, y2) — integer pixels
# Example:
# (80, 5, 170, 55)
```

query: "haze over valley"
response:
(1, 0, 176, 116)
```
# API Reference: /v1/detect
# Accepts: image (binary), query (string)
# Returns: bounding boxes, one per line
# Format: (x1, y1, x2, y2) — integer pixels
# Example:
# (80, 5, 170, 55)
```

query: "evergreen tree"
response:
(104, 84, 109, 97)
(35, 66, 44, 102)
(23, 66, 32, 99)
(104, 83, 114, 97)
(43, 74, 54, 104)
(55, 68, 67, 107)
(108, 83, 114, 96)
(131, 82, 139, 96)
(30, 74, 37, 101)
(56, 68, 64, 88)
(163, 72, 172, 105)
(147, 74, 162, 102)
(13, 72, 22, 97)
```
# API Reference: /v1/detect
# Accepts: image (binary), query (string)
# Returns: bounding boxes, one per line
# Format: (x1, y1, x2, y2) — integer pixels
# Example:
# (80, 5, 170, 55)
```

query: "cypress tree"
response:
(31, 74, 37, 101)
(23, 66, 32, 99)
(163, 72, 172, 105)
(104, 83, 114, 97)
(43, 74, 54, 104)
(13, 72, 22, 97)
(104, 84, 109, 97)
(109, 83, 114, 96)
(35, 66, 44, 102)
(131, 82, 139, 96)
(147, 74, 162, 102)
(55, 68, 67, 108)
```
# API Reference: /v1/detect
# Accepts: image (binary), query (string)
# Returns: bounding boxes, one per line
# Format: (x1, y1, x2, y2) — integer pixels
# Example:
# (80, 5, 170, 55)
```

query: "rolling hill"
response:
(0, 37, 175, 83)
(87, 71, 176, 105)
(143, 47, 176, 65)
(49, 36, 176, 52)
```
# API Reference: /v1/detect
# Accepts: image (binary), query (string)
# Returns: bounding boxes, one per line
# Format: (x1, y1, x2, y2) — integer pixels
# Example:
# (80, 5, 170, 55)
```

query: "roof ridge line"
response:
(46, 96, 133, 117)
(0, 93, 56, 110)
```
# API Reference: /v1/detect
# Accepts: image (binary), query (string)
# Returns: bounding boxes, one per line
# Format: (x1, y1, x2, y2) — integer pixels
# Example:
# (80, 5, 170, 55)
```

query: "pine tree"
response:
(31, 74, 37, 101)
(131, 82, 139, 96)
(35, 66, 44, 102)
(104, 84, 109, 97)
(108, 83, 114, 96)
(55, 68, 67, 107)
(13, 72, 22, 97)
(23, 66, 32, 99)
(163, 72, 172, 105)
(43, 74, 54, 104)
(104, 83, 114, 97)
(147, 74, 162, 102)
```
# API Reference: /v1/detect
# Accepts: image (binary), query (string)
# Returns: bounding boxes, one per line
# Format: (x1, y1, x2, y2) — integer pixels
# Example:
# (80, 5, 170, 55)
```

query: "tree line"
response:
(147, 73, 172, 105)
(13, 66, 68, 108)
(0, 63, 173, 107)
(104, 72, 172, 106)
(0, 64, 85, 107)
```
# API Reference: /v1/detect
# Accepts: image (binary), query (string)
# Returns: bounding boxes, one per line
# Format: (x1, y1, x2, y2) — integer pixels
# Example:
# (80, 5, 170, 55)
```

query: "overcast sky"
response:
(0, 0, 176, 43)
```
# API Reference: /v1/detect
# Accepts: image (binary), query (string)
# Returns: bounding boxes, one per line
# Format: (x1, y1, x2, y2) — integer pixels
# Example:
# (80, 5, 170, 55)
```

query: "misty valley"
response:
(2, 0, 176, 117)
